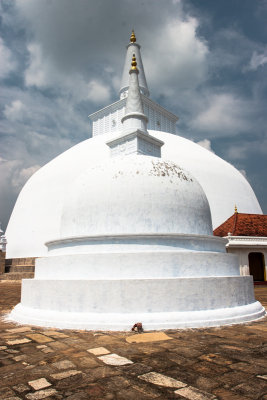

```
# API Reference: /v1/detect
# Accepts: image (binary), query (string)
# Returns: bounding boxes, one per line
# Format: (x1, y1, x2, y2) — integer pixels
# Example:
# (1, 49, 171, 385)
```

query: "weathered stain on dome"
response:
(110, 159, 192, 181)
(149, 160, 192, 181)
(113, 170, 124, 179)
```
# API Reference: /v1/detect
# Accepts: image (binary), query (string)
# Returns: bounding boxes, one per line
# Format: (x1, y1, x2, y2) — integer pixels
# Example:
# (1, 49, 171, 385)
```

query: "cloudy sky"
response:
(0, 0, 267, 230)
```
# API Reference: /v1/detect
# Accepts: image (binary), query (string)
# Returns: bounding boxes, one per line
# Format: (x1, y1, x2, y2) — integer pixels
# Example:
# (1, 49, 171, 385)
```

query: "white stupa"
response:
(9, 47, 265, 330)
(5, 32, 262, 260)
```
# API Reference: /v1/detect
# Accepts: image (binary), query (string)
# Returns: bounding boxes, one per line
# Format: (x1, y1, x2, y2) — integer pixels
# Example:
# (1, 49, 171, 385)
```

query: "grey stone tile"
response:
(98, 353, 133, 366)
(28, 378, 52, 390)
(51, 359, 76, 370)
(138, 371, 187, 388)
(174, 386, 217, 399)
(50, 369, 82, 380)
(25, 388, 57, 399)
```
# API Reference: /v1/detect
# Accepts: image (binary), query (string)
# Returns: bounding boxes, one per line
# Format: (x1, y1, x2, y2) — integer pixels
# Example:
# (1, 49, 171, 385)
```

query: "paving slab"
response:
(50, 369, 82, 380)
(13, 355, 26, 361)
(257, 374, 267, 380)
(28, 378, 51, 390)
(51, 359, 76, 369)
(12, 383, 29, 393)
(6, 338, 31, 345)
(174, 386, 217, 399)
(6, 327, 32, 333)
(76, 355, 101, 368)
(40, 347, 54, 354)
(42, 330, 69, 338)
(138, 371, 187, 388)
(126, 331, 172, 343)
(6, 349, 19, 354)
(87, 346, 110, 355)
(25, 388, 57, 399)
(47, 341, 68, 350)
(98, 353, 133, 366)
(25, 334, 53, 344)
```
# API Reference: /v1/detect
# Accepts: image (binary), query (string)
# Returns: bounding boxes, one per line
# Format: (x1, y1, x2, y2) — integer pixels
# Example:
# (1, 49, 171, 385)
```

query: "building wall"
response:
(0, 251, 5, 274)
(227, 247, 267, 280)
(5, 257, 36, 273)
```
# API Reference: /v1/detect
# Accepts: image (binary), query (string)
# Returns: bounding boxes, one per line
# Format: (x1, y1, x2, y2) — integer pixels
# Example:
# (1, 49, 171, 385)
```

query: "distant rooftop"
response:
(214, 213, 267, 237)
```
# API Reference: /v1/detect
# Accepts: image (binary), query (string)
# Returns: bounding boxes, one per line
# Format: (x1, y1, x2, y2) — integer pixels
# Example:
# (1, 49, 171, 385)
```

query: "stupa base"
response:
(8, 301, 265, 331)
(7, 275, 266, 330)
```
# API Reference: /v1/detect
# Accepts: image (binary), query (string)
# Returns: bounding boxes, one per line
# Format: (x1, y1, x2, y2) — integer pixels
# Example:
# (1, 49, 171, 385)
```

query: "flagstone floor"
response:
(0, 282, 266, 400)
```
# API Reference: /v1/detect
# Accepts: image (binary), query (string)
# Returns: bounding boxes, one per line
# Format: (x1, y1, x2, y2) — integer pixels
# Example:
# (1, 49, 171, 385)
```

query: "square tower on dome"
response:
(89, 30, 178, 137)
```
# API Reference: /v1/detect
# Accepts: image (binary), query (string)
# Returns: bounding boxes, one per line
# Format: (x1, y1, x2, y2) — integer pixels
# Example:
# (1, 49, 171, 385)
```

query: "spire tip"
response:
(130, 29, 136, 43)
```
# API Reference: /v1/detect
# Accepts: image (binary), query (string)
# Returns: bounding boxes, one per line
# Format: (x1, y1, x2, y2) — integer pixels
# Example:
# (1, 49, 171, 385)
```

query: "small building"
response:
(214, 210, 267, 282)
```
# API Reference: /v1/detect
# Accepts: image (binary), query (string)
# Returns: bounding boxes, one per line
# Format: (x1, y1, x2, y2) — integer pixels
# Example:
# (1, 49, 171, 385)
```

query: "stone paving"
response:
(0, 281, 266, 400)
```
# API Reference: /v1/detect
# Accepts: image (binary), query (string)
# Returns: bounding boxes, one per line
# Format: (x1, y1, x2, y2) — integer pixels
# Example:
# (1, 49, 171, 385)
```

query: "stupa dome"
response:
(5, 130, 262, 259)
(60, 156, 212, 239)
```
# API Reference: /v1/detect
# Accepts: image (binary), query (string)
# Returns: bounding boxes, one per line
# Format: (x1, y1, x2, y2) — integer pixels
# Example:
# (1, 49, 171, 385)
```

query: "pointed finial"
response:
(131, 53, 138, 71)
(130, 29, 136, 43)
(234, 204, 238, 214)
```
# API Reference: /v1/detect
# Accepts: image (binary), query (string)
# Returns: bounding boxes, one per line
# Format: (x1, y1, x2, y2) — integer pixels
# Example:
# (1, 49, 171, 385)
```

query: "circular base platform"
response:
(8, 301, 265, 331)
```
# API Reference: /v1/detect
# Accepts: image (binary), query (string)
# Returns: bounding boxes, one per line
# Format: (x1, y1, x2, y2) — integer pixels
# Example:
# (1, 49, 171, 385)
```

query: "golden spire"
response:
(234, 204, 238, 214)
(131, 53, 137, 70)
(130, 29, 136, 43)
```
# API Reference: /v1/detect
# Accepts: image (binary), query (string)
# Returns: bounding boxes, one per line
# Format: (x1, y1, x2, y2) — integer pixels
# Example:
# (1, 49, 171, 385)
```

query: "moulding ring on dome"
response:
(45, 234, 228, 257)
(46, 233, 227, 247)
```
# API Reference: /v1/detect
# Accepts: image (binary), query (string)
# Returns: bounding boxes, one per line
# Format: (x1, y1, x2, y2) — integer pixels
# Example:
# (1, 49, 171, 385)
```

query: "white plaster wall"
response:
(34, 251, 240, 279)
(19, 276, 255, 313)
(6, 131, 262, 258)
(9, 275, 265, 330)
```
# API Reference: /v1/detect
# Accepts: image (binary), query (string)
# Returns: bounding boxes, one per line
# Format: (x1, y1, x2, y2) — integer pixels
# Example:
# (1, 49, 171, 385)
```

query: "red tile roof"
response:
(213, 213, 267, 237)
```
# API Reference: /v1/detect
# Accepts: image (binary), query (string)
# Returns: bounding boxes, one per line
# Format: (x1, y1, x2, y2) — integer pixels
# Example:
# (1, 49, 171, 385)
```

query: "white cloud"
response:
(4, 100, 26, 121)
(0, 158, 40, 228)
(24, 43, 48, 87)
(0, 36, 16, 78)
(87, 80, 111, 104)
(248, 49, 267, 71)
(226, 132, 267, 161)
(144, 17, 209, 96)
(239, 169, 247, 178)
(11, 164, 40, 190)
(196, 139, 214, 153)
(24, 42, 112, 105)
(191, 93, 250, 135)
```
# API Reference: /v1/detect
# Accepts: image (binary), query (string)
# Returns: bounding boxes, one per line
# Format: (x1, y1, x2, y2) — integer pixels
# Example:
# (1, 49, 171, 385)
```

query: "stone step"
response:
(0, 272, 34, 280)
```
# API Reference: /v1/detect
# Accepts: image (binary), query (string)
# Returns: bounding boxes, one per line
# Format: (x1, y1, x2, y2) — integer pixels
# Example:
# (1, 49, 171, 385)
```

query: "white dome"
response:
(6, 130, 262, 258)
(61, 156, 212, 239)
